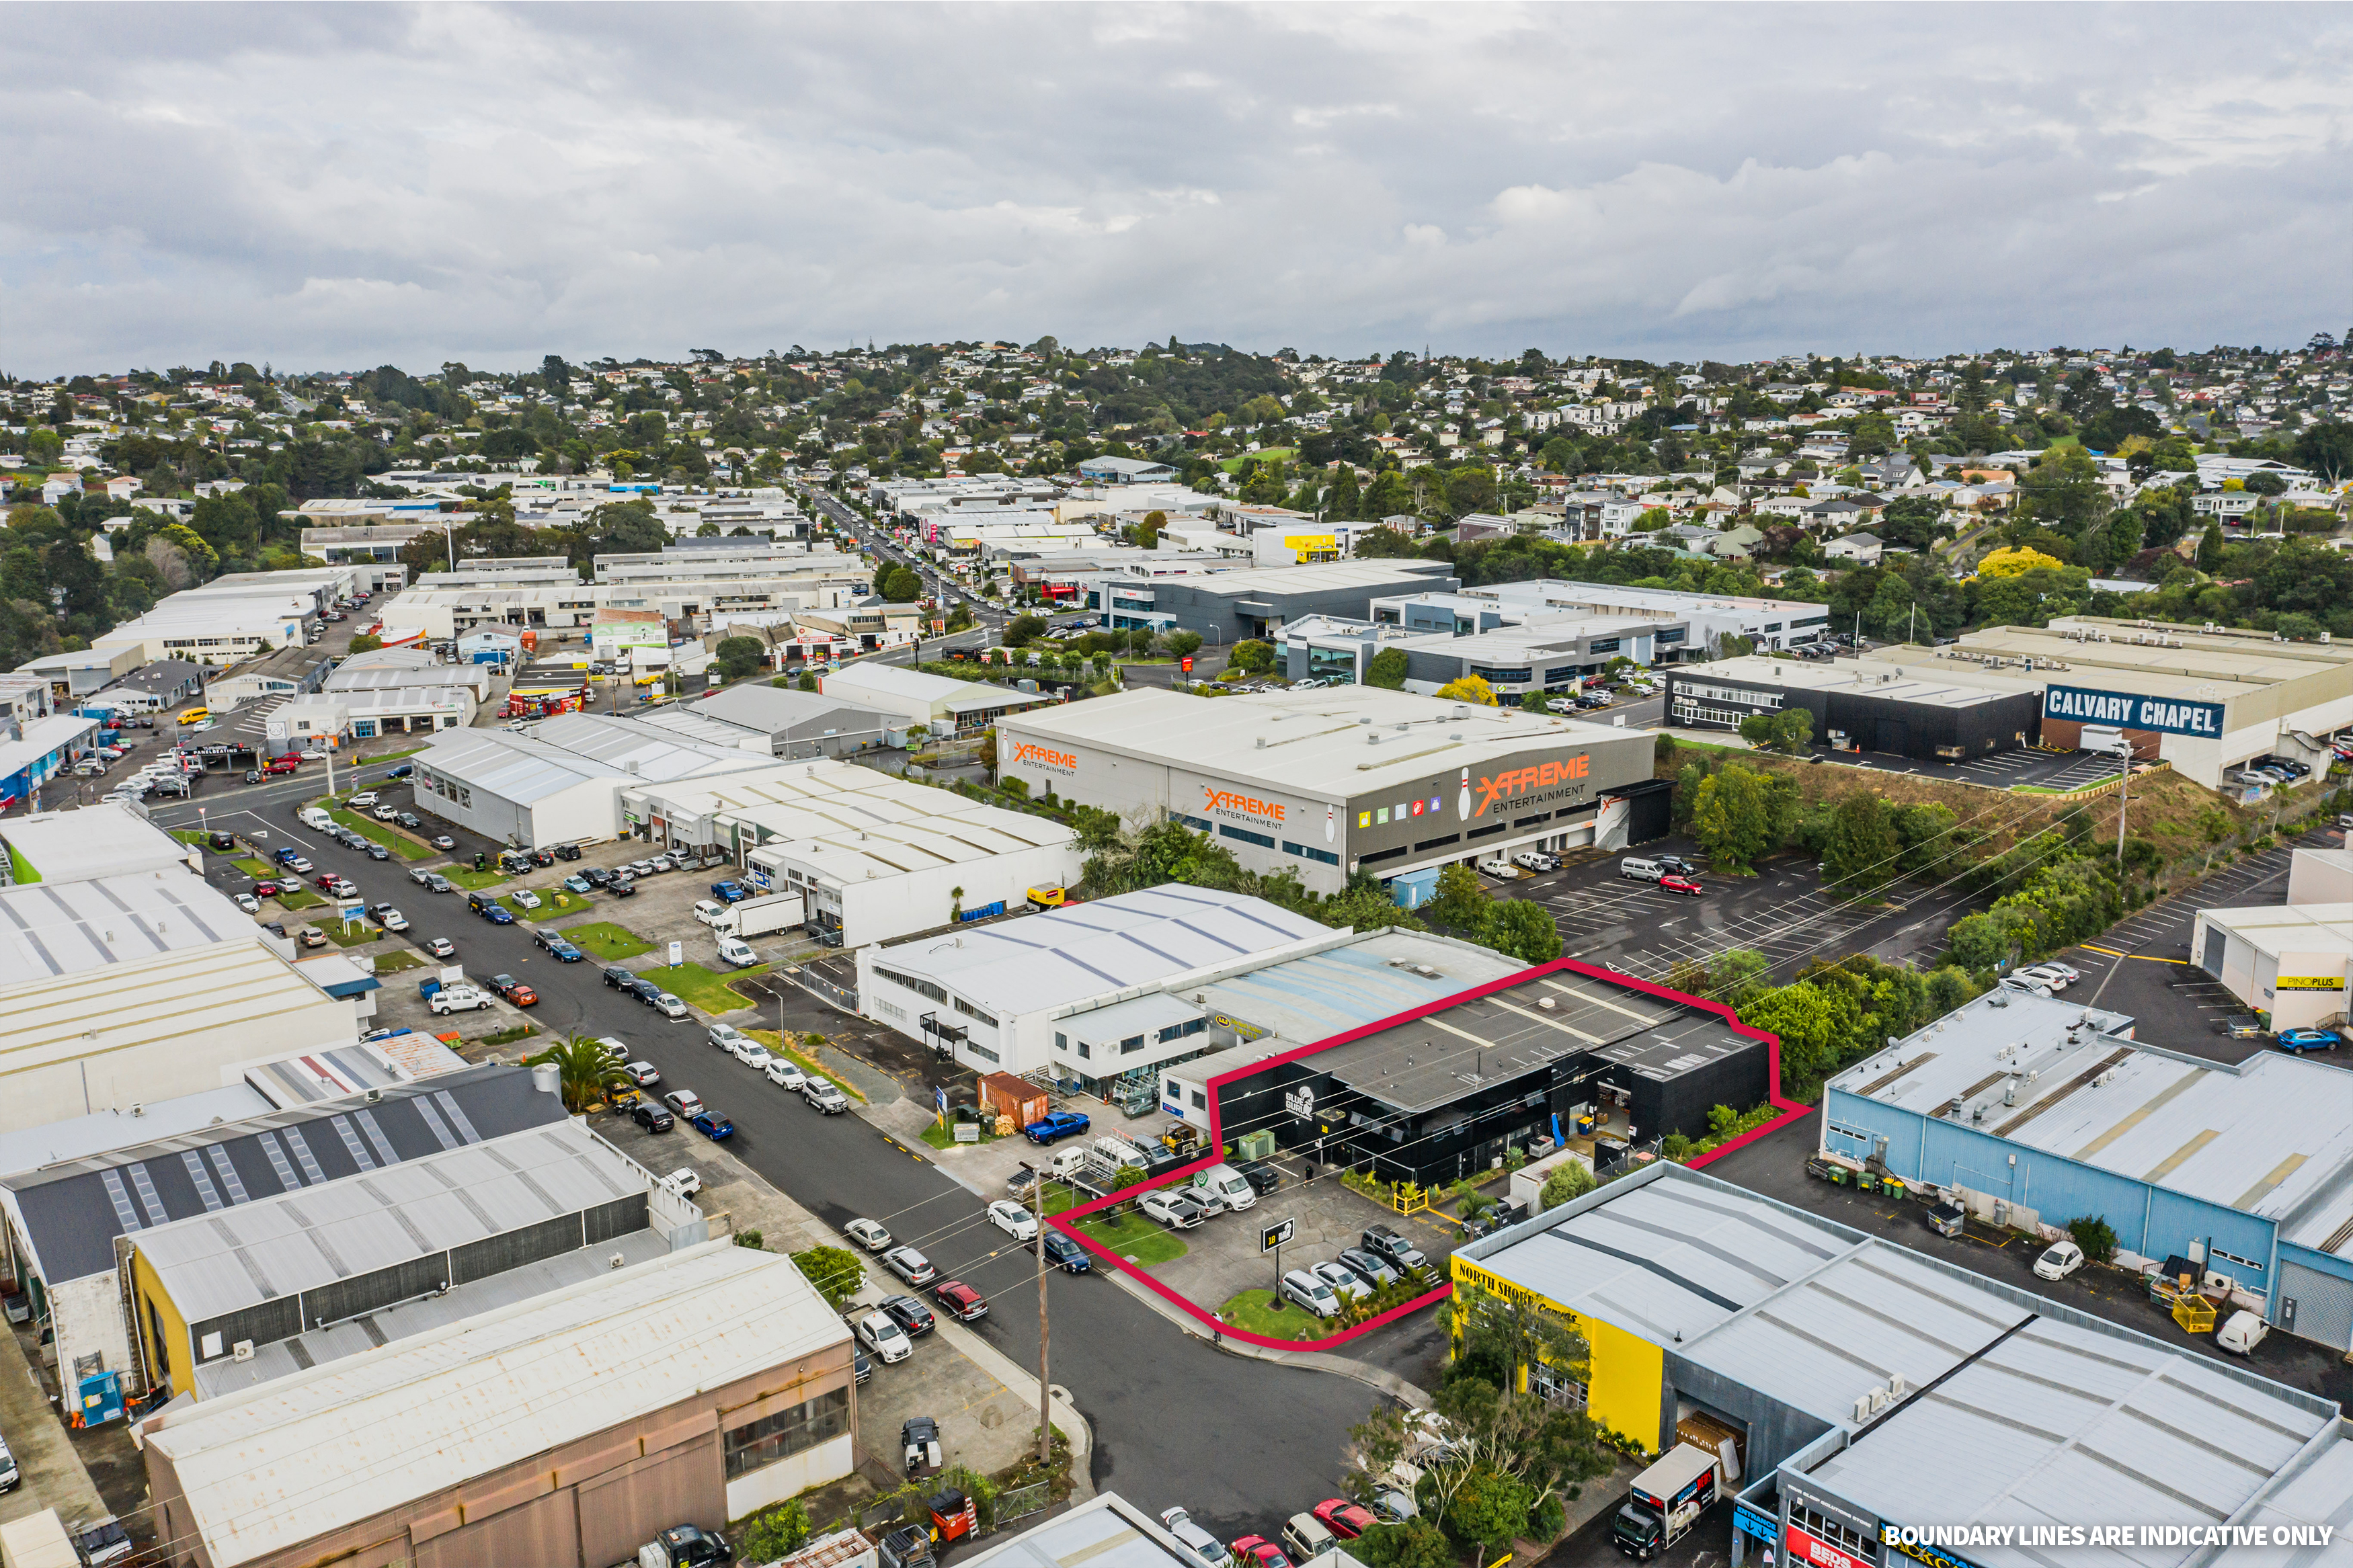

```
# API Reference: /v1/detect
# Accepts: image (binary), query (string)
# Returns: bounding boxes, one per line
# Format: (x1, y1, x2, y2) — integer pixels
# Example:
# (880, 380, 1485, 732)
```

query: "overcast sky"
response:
(5, 3, 2349, 376)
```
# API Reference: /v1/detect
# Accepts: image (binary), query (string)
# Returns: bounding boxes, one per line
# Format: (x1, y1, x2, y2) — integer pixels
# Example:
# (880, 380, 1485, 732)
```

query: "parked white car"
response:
(1313, 1259, 1371, 1301)
(740, 1045, 774, 1071)
(428, 985, 491, 1015)
(765, 1058, 809, 1091)
(1160, 1510, 1233, 1568)
(988, 1200, 1037, 1241)
(1476, 858, 1523, 880)
(1140, 1190, 1206, 1229)
(844, 1217, 892, 1251)
(2015, 964, 2071, 992)
(1279, 1268, 1341, 1319)
(709, 1023, 752, 1054)
(854, 1311, 912, 1364)
(2032, 1240, 2085, 1281)
(662, 1168, 703, 1198)
(511, 890, 541, 911)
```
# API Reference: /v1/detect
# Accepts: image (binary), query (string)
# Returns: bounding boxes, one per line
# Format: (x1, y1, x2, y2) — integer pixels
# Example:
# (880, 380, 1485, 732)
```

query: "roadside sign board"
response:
(668, 940, 684, 966)
(1259, 1217, 1295, 1255)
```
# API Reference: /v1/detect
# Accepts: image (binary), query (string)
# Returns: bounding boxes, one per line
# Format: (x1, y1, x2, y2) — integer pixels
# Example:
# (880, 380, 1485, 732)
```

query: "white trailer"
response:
(719, 891, 806, 938)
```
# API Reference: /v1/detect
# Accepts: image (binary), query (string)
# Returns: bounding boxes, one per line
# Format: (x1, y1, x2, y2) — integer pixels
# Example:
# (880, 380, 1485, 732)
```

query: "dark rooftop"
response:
(1318, 969, 1700, 1114)
(4, 1064, 569, 1283)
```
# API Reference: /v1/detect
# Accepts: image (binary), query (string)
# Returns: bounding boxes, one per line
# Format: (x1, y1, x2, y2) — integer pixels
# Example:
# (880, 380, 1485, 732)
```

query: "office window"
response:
(1055, 1032, 1067, 1053)
(1219, 825, 1276, 850)
(1415, 833, 1460, 852)
(1176, 813, 1213, 833)
(1588, 638, 1620, 654)
(1075, 1040, 1091, 1059)
(723, 1386, 850, 1480)
(1120, 1035, 1146, 1055)
(1191, 1090, 1207, 1110)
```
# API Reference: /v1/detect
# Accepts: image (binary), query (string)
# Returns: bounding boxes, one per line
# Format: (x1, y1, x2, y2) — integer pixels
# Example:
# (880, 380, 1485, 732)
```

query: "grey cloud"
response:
(0, 2, 2348, 374)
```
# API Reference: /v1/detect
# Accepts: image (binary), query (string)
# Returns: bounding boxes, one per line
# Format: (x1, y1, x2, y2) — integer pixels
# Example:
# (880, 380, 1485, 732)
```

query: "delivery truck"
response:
(717, 891, 805, 939)
(1610, 1443, 1720, 1561)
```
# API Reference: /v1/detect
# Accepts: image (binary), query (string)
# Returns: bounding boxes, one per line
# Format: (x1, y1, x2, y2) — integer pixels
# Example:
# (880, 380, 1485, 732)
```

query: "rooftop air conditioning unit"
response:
(232, 1340, 254, 1362)
(1854, 1395, 1874, 1423)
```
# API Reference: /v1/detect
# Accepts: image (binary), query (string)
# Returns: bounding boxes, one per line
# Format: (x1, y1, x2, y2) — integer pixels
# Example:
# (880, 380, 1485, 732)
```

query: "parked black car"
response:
(554, 842, 582, 861)
(603, 964, 637, 989)
(879, 1294, 936, 1338)
(584, 866, 616, 888)
(631, 1102, 674, 1133)
(1235, 1159, 1283, 1196)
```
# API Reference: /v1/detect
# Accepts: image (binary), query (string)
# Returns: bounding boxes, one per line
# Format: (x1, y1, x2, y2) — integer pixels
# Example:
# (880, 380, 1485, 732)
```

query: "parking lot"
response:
(1505, 835, 1985, 985)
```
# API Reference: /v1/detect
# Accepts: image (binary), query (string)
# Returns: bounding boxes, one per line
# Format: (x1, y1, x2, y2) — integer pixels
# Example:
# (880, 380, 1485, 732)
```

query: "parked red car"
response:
(1311, 1500, 1375, 1540)
(932, 1280, 989, 1323)
(1232, 1538, 1293, 1568)
(1658, 874, 1704, 897)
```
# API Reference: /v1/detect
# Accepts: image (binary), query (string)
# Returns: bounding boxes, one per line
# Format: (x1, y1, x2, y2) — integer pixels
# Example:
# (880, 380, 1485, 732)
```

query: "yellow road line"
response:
(2131, 955, 2190, 965)
(2081, 944, 2126, 958)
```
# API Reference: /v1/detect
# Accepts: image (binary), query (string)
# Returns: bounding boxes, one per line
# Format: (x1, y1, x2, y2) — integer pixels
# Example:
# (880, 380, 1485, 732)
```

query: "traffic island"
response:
(637, 960, 770, 1015)
(551, 921, 653, 961)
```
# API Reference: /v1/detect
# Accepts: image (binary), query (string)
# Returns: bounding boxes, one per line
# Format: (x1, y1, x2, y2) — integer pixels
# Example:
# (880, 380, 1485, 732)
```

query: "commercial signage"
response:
(1009, 741, 1077, 775)
(1472, 754, 1591, 818)
(1259, 1217, 1295, 1254)
(1285, 1086, 1316, 1119)
(1882, 1529, 1980, 1568)
(1205, 786, 1286, 825)
(2044, 684, 2224, 739)
(2276, 975, 2346, 991)
(1787, 1526, 1869, 1568)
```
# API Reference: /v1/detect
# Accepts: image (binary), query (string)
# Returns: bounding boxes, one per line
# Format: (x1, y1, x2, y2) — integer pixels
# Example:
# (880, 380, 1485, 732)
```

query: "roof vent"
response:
(1256, 737, 1266, 748)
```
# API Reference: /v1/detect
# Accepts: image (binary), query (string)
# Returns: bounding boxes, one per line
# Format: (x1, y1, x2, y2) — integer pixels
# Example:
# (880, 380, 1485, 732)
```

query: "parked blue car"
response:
(480, 905, 516, 925)
(2278, 1029, 2342, 1054)
(562, 874, 594, 894)
(692, 1111, 735, 1141)
(545, 938, 586, 962)
(1037, 1231, 1091, 1273)
(1023, 1110, 1091, 1146)
(712, 880, 749, 903)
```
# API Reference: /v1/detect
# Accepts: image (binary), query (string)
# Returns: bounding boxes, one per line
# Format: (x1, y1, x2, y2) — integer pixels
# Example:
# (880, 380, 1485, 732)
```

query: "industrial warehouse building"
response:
(141, 1241, 855, 1568)
(1193, 956, 1770, 1186)
(623, 757, 1082, 946)
(1665, 656, 2044, 761)
(1820, 987, 2353, 1356)
(1458, 1162, 2353, 1568)
(994, 686, 1663, 897)
(688, 684, 902, 757)
(1866, 618, 2353, 789)
(856, 886, 1330, 1081)
(1279, 614, 1667, 696)
(0, 1064, 581, 1417)
(1371, 581, 1832, 658)
(818, 662, 1057, 736)
(1100, 558, 1458, 641)
(2187, 847, 2353, 1030)
(411, 712, 778, 848)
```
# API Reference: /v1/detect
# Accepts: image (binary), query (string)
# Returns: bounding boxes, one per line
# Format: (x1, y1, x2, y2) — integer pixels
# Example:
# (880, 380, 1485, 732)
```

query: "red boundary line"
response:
(1045, 953, 1801, 1350)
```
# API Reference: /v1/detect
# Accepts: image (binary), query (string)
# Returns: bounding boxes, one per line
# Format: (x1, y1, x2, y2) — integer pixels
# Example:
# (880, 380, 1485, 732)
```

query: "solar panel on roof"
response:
(126, 1161, 169, 1226)
(329, 1116, 376, 1171)
(280, 1127, 328, 1184)
(99, 1168, 143, 1233)
(413, 1099, 460, 1152)
(434, 1091, 483, 1145)
(257, 1132, 303, 1192)
(354, 1110, 401, 1168)
(206, 1147, 250, 1205)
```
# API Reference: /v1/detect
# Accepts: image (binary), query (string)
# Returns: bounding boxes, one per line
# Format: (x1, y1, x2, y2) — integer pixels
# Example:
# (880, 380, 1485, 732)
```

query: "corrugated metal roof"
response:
(1832, 989, 2353, 1255)
(0, 872, 247, 988)
(959, 1494, 1205, 1568)
(4, 1065, 569, 1284)
(0, 804, 195, 884)
(145, 1241, 850, 1568)
(190, 1227, 674, 1399)
(874, 887, 1326, 1015)
(1461, 1165, 2340, 1568)
(133, 1122, 643, 1323)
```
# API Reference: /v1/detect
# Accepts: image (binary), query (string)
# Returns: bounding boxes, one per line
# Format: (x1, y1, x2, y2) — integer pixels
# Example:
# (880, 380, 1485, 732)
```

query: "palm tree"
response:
(527, 1034, 633, 1113)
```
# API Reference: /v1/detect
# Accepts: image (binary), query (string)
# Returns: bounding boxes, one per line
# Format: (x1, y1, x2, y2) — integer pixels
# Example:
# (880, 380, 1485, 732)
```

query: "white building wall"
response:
(725, 1432, 854, 1520)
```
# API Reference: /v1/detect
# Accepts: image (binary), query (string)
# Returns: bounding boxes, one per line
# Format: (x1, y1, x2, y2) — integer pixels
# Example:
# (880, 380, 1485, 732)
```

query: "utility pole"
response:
(2114, 738, 2132, 862)
(1023, 1160, 1051, 1464)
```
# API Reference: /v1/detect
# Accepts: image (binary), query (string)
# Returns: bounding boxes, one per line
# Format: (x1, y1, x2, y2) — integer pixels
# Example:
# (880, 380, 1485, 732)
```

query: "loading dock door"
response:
(2279, 1260, 2353, 1351)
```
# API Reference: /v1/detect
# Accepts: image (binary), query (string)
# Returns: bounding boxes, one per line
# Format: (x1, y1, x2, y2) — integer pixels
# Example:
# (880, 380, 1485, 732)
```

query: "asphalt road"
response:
(799, 482, 1004, 625)
(148, 780, 1386, 1540)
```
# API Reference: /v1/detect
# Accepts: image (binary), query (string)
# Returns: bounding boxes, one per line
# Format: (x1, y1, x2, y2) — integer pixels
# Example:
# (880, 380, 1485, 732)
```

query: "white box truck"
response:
(1609, 1444, 1720, 1561)
(717, 891, 805, 938)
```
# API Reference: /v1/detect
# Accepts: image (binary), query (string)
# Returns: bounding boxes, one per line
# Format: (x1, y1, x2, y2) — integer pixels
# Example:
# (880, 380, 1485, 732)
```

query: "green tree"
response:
(1229, 638, 1275, 675)
(2068, 1214, 2119, 1264)
(1137, 509, 1167, 550)
(739, 1501, 812, 1563)
(1444, 465, 1497, 518)
(1823, 794, 1901, 897)
(790, 1245, 865, 1311)
(1006, 614, 1046, 646)
(878, 563, 924, 601)
(1520, 689, 1550, 713)
(2196, 520, 2225, 571)
(1365, 647, 1409, 689)
(1689, 763, 1776, 873)
(523, 1035, 631, 1113)
(1766, 708, 1812, 753)
(1427, 864, 1490, 930)
(1538, 1159, 1595, 1210)
(1348, 1520, 1454, 1568)
(1167, 630, 1203, 658)
(1478, 899, 1562, 965)
(713, 635, 766, 682)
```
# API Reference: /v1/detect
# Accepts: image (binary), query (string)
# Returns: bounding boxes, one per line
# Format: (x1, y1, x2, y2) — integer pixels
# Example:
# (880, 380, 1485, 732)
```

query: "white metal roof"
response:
(130, 1122, 649, 1323)
(143, 1240, 849, 1568)
(1830, 989, 2353, 1256)
(871, 886, 1326, 1016)
(0, 870, 249, 988)
(996, 686, 1639, 799)
(822, 662, 1054, 715)
(1462, 1165, 2340, 1568)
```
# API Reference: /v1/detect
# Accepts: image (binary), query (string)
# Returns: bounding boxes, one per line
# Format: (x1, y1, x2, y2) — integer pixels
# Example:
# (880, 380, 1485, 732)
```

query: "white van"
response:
(1188, 1163, 1256, 1213)
(692, 899, 729, 927)
(1620, 857, 1665, 882)
(299, 807, 335, 832)
(1047, 1147, 1091, 1180)
(1092, 1134, 1150, 1172)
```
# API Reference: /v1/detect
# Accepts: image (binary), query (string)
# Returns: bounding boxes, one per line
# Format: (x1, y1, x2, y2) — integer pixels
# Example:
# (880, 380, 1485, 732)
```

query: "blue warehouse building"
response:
(1821, 989, 2353, 1353)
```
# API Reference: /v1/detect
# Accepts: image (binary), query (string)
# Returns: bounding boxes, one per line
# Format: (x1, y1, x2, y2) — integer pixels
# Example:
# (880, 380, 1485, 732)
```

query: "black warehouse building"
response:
(1123, 560, 1458, 643)
(1665, 657, 2041, 762)
(1207, 965, 1769, 1188)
